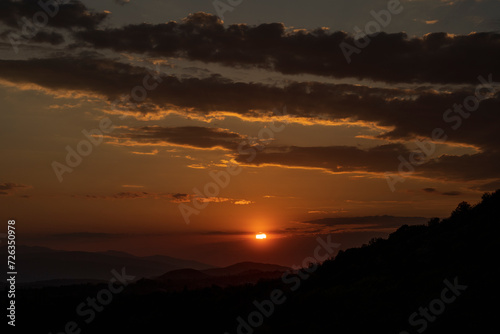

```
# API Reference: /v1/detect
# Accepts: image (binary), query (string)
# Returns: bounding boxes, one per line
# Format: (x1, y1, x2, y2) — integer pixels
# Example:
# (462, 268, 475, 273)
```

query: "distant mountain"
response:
(203, 261, 289, 277)
(14, 245, 59, 254)
(304, 215, 429, 229)
(140, 254, 213, 271)
(158, 261, 289, 280)
(153, 261, 290, 290)
(158, 268, 213, 281)
(0, 245, 214, 284)
(100, 250, 136, 258)
(19, 278, 106, 288)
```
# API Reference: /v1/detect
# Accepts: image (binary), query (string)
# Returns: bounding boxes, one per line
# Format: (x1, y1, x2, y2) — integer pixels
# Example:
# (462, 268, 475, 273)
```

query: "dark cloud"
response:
(235, 144, 500, 182)
(30, 30, 64, 44)
(172, 193, 189, 200)
(49, 232, 117, 239)
(284, 227, 324, 235)
(2, 56, 499, 154)
(109, 125, 498, 183)
(0, 29, 65, 45)
(303, 215, 428, 231)
(441, 191, 462, 196)
(473, 180, 500, 191)
(0, 182, 29, 195)
(201, 231, 251, 236)
(109, 126, 245, 150)
(422, 188, 462, 196)
(73, 191, 190, 201)
(236, 143, 414, 173)
(233, 143, 500, 183)
(417, 152, 500, 181)
(109, 191, 150, 199)
(74, 12, 500, 84)
(0, 0, 108, 30)
(0, 57, 150, 100)
(1, 56, 499, 183)
(72, 191, 251, 205)
(0, 182, 24, 190)
(0, 57, 285, 118)
(201, 228, 318, 236)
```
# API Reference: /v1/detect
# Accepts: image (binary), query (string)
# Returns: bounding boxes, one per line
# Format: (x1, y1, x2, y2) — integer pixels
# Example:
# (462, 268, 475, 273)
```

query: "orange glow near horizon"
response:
(256, 233, 267, 239)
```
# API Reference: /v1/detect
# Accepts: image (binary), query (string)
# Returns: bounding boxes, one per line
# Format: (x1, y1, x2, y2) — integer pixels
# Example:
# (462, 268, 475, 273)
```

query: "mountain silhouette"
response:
(0, 246, 214, 284)
(158, 262, 288, 281)
(202, 262, 290, 277)
(150, 262, 290, 291)
(157, 268, 213, 281)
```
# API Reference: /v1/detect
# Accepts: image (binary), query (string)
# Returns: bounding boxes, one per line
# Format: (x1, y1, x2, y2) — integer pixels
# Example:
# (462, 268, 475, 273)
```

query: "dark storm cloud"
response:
(0, 0, 108, 30)
(423, 188, 437, 193)
(74, 12, 500, 84)
(109, 126, 245, 150)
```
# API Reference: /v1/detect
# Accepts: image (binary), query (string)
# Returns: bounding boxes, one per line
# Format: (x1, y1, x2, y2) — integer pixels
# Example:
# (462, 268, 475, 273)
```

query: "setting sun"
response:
(256, 233, 267, 239)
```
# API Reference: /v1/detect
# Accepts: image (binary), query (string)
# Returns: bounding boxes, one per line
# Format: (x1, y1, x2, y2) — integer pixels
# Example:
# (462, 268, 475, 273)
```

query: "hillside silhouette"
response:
(11, 190, 500, 333)
(150, 262, 289, 291)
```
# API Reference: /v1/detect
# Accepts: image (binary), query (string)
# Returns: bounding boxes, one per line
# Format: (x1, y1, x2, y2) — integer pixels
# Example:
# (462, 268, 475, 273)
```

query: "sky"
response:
(1, 0, 499, 266)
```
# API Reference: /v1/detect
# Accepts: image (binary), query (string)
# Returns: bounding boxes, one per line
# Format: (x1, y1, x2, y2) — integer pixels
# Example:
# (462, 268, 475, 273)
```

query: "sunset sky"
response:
(1, 0, 499, 266)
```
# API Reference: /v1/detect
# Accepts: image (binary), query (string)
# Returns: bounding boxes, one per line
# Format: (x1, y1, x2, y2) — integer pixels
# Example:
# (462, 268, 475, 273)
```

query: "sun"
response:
(256, 233, 267, 239)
